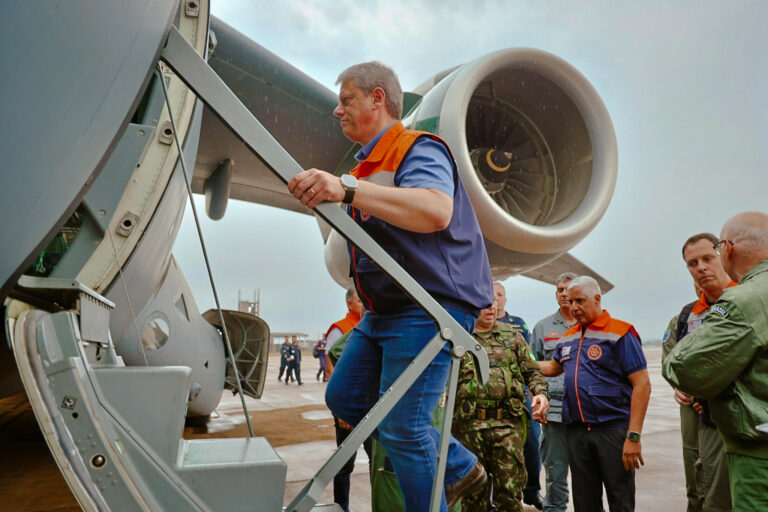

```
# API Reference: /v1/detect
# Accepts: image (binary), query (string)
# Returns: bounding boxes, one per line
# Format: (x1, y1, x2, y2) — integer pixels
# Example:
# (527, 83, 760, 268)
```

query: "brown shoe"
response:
(445, 461, 487, 508)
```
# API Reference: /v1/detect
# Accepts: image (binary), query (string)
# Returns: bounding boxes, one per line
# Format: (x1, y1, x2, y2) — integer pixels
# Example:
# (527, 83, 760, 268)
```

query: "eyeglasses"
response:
(713, 239, 733, 255)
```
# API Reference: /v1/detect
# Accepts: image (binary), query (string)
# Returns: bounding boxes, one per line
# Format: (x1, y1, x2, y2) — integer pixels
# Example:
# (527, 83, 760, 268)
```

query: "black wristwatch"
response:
(340, 174, 358, 204)
(626, 431, 641, 442)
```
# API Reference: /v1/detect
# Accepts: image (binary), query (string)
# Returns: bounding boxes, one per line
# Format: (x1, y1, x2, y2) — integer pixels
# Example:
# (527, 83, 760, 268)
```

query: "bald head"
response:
(722, 211, 768, 248)
(719, 211, 768, 281)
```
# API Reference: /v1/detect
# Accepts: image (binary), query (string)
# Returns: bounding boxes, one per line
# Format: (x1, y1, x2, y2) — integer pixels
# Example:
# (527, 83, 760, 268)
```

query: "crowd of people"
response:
(282, 58, 767, 511)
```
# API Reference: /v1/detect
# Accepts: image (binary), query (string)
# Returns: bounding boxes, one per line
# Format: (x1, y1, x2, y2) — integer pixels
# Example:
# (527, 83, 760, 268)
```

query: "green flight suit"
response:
(453, 322, 548, 512)
(663, 258, 768, 512)
(663, 314, 731, 512)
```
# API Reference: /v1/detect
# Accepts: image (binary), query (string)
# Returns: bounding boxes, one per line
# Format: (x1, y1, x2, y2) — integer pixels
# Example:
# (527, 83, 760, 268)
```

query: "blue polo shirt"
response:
(354, 122, 455, 197)
(347, 122, 493, 316)
(553, 310, 646, 429)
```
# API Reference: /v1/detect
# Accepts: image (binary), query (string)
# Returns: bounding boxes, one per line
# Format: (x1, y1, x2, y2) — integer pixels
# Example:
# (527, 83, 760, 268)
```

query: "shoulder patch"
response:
(711, 304, 728, 318)
(498, 322, 515, 332)
(662, 329, 671, 342)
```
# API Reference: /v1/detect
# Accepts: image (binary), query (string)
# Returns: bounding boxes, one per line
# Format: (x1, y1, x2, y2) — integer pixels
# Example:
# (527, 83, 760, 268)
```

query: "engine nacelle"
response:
(325, 48, 617, 285)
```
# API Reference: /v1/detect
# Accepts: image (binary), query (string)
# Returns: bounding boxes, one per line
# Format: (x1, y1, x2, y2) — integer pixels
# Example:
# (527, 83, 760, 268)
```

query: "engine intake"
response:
(407, 48, 617, 257)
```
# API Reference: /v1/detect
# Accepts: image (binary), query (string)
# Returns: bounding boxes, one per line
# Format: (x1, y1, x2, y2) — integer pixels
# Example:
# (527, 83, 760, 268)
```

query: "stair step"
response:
(178, 437, 286, 511)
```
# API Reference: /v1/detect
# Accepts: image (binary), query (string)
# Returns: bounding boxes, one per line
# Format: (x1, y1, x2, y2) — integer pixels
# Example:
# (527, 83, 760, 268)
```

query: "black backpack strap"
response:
(676, 301, 697, 342)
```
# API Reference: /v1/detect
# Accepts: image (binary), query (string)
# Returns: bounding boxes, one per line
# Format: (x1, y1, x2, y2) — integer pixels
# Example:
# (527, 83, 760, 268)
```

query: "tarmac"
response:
(217, 345, 688, 511)
(0, 344, 689, 511)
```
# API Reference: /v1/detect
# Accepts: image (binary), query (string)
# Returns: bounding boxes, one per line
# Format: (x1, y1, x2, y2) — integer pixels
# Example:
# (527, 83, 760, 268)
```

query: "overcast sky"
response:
(174, 0, 767, 341)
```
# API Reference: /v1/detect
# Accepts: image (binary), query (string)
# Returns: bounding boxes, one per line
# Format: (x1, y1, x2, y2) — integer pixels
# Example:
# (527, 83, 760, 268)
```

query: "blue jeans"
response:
(326, 308, 478, 512)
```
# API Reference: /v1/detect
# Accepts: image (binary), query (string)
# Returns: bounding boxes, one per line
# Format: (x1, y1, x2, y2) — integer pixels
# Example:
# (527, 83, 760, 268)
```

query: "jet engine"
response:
(325, 48, 617, 284)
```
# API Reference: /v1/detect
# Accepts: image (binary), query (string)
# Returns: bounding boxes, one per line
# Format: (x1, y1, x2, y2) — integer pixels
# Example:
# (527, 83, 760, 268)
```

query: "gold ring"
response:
(309, 187, 316, 196)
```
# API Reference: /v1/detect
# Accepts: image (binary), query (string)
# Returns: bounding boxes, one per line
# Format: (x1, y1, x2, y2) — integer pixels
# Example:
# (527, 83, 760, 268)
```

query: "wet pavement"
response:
(210, 345, 688, 511)
(0, 345, 688, 511)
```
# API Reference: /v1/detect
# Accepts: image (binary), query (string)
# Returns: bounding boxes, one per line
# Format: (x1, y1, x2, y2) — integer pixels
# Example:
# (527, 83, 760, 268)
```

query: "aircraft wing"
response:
(192, 17, 357, 216)
(522, 252, 614, 293)
(194, 18, 618, 290)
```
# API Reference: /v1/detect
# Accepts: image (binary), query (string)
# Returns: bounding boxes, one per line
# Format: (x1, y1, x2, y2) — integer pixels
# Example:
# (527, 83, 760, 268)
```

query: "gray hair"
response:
(722, 211, 768, 248)
(567, 275, 601, 297)
(556, 272, 577, 286)
(345, 287, 357, 302)
(336, 61, 403, 119)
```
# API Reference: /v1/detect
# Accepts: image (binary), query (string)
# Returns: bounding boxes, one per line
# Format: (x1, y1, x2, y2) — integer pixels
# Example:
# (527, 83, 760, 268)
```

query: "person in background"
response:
(662, 233, 735, 512)
(314, 335, 328, 381)
(454, 302, 549, 511)
(278, 336, 291, 382)
(664, 211, 768, 511)
(494, 281, 543, 510)
(530, 272, 577, 512)
(325, 288, 364, 379)
(324, 288, 367, 512)
(285, 335, 302, 385)
(538, 276, 651, 512)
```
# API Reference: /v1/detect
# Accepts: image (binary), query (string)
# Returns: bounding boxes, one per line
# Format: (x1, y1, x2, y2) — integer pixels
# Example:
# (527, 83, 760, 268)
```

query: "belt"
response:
(475, 398, 504, 407)
(475, 407, 510, 421)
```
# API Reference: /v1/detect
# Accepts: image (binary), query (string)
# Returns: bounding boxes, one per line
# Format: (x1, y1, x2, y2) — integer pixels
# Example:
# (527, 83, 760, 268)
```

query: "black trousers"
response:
(566, 424, 635, 512)
(333, 418, 373, 512)
(286, 361, 301, 384)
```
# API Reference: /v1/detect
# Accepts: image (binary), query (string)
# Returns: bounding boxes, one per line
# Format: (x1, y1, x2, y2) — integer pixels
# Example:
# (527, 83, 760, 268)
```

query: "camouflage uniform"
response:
(453, 322, 548, 511)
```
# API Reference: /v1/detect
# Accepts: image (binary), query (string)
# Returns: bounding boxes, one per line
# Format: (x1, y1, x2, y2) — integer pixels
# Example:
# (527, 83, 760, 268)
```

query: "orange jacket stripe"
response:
(691, 281, 738, 315)
(350, 121, 445, 180)
(574, 331, 588, 426)
(562, 310, 632, 339)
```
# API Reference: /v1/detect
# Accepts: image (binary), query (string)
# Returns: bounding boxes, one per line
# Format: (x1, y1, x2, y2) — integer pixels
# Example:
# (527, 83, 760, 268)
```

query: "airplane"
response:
(0, 1, 616, 510)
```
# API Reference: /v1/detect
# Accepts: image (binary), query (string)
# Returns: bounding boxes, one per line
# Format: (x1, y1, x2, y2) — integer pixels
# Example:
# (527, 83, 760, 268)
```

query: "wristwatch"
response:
(340, 174, 358, 204)
(626, 431, 641, 442)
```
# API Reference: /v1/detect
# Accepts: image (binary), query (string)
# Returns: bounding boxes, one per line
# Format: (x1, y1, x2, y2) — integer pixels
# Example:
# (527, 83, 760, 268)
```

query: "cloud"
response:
(194, 0, 768, 340)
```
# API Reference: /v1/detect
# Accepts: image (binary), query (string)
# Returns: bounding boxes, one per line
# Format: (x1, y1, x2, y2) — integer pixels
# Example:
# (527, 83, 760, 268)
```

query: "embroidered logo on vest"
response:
(587, 345, 603, 360)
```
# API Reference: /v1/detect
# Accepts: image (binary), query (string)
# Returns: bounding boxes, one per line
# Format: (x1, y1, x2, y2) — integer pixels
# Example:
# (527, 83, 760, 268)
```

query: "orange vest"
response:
(326, 310, 362, 428)
(350, 122, 442, 181)
(345, 121, 494, 316)
(325, 310, 361, 338)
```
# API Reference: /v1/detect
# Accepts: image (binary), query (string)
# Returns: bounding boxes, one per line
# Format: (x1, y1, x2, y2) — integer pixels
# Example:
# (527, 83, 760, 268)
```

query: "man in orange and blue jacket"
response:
(538, 276, 651, 512)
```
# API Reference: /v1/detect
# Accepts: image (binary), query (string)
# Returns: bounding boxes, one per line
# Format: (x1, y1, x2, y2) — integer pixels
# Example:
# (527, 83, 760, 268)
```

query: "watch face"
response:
(341, 174, 357, 188)
(627, 432, 640, 442)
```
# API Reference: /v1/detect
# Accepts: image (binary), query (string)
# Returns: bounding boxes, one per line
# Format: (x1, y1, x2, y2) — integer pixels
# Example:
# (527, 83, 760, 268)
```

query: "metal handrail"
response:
(161, 27, 489, 512)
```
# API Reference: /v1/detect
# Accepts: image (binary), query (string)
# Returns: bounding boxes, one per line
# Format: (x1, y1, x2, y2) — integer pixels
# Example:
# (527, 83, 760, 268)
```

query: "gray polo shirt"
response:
(531, 310, 573, 422)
